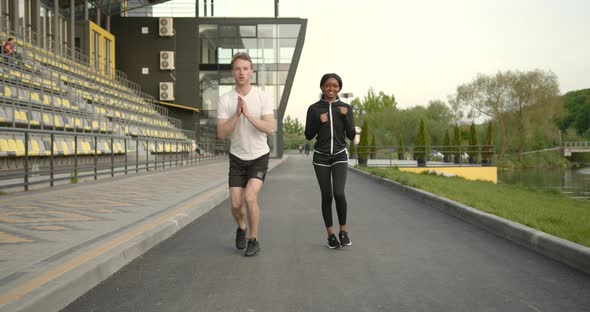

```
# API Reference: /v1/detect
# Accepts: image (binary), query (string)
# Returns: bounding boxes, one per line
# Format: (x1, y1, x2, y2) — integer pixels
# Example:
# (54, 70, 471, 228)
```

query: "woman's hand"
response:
(338, 106, 348, 116)
(320, 113, 328, 123)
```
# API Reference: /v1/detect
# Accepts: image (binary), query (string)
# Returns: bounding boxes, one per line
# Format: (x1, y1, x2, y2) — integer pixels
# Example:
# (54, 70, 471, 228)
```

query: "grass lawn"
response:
(359, 166, 590, 248)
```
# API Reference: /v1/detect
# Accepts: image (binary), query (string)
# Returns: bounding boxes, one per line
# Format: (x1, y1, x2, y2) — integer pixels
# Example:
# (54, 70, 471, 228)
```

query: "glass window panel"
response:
(278, 24, 300, 38)
(257, 24, 276, 38)
(258, 39, 277, 63)
(217, 47, 232, 64)
(219, 25, 238, 37)
(199, 24, 218, 38)
(200, 38, 218, 64)
(241, 38, 257, 50)
(279, 39, 296, 63)
(220, 70, 234, 84)
(258, 70, 277, 85)
(200, 71, 219, 111)
(239, 25, 257, 37)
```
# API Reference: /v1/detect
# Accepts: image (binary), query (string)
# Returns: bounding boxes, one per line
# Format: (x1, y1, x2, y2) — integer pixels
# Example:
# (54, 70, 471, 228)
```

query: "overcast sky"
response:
(154, 0, 590, 123)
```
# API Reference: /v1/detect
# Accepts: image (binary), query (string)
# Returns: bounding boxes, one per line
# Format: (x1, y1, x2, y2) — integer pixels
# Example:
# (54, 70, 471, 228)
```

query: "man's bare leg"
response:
(229, 187, 246, 230)
(244, 178, 264, 239)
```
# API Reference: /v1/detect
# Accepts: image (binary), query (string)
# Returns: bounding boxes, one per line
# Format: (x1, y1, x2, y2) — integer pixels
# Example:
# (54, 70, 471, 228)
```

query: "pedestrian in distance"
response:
(298, 143, 304, 154)
(217, 52, 276, 256)
(2, 37, 15, 65)
(304, 73, 356, 249)
(304, 142, 310, 157)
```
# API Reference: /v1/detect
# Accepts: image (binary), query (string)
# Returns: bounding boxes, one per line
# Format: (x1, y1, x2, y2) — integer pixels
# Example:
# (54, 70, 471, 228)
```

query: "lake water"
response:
(497, 167, 590, 200)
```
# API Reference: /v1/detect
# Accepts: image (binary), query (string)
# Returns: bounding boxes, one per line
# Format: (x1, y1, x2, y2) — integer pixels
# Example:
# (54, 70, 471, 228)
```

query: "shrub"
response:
(414, 120, 430, 160)
(468, 122, 479, 159)
(358, 121, 369, 162)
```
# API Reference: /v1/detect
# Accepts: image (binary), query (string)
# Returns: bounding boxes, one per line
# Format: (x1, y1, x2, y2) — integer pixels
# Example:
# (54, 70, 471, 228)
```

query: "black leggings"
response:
(313, 162, 348, 228)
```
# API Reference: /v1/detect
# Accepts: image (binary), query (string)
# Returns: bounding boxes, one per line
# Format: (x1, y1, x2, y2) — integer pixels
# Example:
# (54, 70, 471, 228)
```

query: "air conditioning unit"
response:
(160, 51, 175, 70)
(159, 18, 173, 37)
(159, 82, 174, 101)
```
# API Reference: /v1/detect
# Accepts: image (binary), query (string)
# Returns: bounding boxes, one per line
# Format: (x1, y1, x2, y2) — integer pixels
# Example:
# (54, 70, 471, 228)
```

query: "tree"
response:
(482, 122, 494, 165)
(468, 122, 479, 163)
(283, 115, 304, 136)
(455, 72, 511, 160)
(559, 88, 590, 139)
(370, 135, 376, 159)
(453, 125, 462, 164)
(357, 121, 370, 165)
(426, 100, 454, 146)
(508, 69, 560, 160)
(397, 134, 405, 160)
(443, 129, 451, 162)
(354, 88, 397, 117)
(414, 120, 429, 166)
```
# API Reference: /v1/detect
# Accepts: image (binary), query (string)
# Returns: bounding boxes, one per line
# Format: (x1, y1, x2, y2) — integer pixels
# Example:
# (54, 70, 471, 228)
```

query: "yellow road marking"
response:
(0, 232, 33, 244)
(0, 185, 226, 306)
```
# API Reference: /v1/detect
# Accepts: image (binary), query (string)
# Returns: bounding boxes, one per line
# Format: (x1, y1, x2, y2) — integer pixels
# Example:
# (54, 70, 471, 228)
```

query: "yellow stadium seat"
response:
(54, 116, 63, 128)
(61, 141, 70, 155)
(0, 139, 11, 153)
(15, 111, 28, 125)
(4, 86, 13, 98)
(42, 94, 51, 106)
(29, 140, 40, 156)
(62, 98, 71, 109)
(103, 141, 110, 153)
(83, 142, 92, 154)
(15, 139, 25, 156)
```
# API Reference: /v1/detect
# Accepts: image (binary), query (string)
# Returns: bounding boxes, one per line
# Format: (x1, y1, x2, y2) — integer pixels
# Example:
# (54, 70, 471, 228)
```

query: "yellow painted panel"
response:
(89, 21, 116, 78)
(399, 166, 497, 184)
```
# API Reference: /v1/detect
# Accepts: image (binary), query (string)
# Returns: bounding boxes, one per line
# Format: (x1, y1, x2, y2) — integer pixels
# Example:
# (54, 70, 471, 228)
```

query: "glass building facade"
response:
(197, 21, 304, 157)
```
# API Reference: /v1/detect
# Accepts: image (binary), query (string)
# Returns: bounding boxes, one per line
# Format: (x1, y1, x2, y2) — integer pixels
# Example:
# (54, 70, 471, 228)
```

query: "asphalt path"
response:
(63, 154, 590, 312)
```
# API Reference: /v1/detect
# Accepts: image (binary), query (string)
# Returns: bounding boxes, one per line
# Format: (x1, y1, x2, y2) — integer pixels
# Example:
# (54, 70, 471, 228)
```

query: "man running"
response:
(217, 52, 275, 256)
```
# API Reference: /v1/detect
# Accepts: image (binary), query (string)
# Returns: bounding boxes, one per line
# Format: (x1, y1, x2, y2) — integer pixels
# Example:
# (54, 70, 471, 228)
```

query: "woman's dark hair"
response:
(319, 73, 342, 90)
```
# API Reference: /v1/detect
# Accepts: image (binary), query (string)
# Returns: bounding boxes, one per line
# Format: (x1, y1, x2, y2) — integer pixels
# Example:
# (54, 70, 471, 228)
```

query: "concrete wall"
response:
(399, 167, 498, 183)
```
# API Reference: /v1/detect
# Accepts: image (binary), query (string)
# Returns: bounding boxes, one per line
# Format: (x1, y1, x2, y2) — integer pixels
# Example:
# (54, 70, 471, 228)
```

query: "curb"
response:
(0, 156, 288, 312)
(349, 166, 590, 276)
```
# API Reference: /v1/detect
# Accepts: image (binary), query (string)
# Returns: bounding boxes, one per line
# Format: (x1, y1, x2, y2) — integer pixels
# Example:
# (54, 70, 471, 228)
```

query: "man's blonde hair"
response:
(231, 52, 254, 70)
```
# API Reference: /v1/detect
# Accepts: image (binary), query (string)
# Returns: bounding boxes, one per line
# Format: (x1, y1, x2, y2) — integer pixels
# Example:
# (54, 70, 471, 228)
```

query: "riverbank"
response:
(497, 150, 572, 169)
(358, 166, 590, 248)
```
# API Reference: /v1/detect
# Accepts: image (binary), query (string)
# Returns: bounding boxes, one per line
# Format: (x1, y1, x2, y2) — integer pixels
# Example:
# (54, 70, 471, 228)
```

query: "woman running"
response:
(304, 73, 356, 249)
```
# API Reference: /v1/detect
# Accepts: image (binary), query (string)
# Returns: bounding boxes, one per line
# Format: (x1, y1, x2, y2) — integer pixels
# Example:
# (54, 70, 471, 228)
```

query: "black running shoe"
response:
(327, 234, 340, 249)
(235, 227, 247, 250)
(339, 231, 351, 246)
(244, 238, 260, 256)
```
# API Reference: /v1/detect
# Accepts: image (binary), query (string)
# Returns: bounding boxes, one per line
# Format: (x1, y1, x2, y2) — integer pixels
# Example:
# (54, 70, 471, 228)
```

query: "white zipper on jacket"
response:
(329, 101, 334, 154)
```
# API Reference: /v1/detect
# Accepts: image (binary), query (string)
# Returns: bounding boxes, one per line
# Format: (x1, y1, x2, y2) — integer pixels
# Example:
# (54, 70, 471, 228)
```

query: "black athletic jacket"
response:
(305, 99, 356, 155)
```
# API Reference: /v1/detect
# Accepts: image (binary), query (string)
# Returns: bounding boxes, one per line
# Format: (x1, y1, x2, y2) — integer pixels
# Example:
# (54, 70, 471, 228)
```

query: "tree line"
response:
(283, 69, 589, 161)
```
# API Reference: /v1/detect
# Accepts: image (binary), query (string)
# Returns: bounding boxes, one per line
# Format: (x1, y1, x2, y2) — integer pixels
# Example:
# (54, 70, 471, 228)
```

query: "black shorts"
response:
(228, 153, 270, 187)
(312, 150, 349, 167)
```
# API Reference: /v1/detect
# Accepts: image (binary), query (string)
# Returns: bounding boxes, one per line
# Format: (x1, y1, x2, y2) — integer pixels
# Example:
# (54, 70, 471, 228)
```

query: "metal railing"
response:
(0, 127, 230, 192)
(562, 141, 590, 148)
(352, 145, 496, 167)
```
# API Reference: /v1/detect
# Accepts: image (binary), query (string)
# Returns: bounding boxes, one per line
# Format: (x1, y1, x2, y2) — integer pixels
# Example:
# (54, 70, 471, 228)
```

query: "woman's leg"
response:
(313, 163, 334, 235)
(331, 162, 348, 232)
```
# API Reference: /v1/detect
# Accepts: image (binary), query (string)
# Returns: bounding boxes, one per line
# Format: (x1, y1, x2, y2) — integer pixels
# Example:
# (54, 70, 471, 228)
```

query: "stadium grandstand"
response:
(0, 0, 306, 191)
(0, 0, 209, 191)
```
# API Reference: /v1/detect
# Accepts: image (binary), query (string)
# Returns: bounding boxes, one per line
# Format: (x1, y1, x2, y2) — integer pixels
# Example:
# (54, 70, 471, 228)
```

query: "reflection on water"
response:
(498, 167, 590, 200)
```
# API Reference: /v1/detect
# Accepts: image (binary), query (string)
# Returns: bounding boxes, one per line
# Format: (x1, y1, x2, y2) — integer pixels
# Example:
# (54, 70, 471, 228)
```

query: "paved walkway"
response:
(1, 153, 590, 312)
(0, 157, 284, 312)
(62, 154, 589, 312)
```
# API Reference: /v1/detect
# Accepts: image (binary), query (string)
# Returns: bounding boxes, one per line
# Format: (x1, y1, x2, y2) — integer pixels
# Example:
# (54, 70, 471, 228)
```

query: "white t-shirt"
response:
(218, 87, 274, 160)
